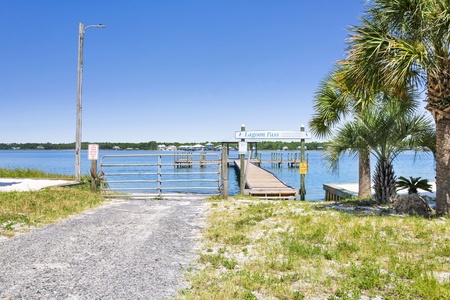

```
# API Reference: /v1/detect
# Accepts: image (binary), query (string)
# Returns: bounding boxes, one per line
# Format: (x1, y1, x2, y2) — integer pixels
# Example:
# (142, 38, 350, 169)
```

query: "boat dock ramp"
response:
(323, 183, 358, 201)
(323, 182, 436, 201)
(173, 153, 362, 201)
(232, 160, 297, 199)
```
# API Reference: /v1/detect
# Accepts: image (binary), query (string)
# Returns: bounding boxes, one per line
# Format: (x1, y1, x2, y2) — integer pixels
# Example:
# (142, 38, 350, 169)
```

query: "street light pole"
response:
(75, 22, 105, 181)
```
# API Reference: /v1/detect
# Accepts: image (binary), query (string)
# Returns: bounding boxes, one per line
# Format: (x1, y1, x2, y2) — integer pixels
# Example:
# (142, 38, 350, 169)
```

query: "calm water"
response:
(0, 150, 435, 200)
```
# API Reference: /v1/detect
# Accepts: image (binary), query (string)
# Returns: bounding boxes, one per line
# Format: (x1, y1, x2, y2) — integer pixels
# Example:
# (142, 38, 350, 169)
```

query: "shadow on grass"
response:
(315, 198, 397, 216)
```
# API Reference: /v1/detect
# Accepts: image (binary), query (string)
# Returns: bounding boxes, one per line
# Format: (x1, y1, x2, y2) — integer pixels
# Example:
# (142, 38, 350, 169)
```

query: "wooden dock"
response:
(323, 183, 358, 201)
(234, 160, 297, 199)
(323, 182, 437, 201)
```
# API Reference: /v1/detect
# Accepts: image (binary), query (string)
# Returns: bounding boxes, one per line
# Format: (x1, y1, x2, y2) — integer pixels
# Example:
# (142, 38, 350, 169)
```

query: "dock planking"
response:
(234, 160, 297, 199)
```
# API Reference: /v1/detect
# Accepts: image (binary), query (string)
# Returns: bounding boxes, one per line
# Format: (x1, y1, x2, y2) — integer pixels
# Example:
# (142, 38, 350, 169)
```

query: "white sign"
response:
(238, 141, 247, 154)
(235, 130, 312, 140)
(88, 144, 99, 160)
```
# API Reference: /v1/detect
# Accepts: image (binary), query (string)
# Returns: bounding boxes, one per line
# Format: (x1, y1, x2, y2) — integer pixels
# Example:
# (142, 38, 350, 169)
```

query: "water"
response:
(100, 152, 223, 194)
(0, 150, 435, 200)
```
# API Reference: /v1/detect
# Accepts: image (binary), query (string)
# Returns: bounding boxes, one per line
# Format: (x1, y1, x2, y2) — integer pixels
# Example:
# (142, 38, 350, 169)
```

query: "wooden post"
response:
(300, 124, 306, 200)
(221, 145, 228, 198)
(88, 144, 100, 192)
(90, 159, 97, 192)
(240, 124, 246, 195)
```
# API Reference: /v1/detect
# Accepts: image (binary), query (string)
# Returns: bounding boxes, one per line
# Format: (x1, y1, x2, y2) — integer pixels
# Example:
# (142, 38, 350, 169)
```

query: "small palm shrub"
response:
(396, 176, 432, 194)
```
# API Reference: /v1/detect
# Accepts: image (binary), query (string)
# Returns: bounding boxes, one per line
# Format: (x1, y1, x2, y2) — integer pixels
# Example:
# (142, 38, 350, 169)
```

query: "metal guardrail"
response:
(100, 153, 221, 198)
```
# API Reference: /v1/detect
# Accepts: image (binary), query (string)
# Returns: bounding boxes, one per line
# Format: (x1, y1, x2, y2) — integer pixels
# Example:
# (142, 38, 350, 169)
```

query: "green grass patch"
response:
(179, 199, 450, 299)
(0, 170, 105, 237)
(0, 168, 75, 179)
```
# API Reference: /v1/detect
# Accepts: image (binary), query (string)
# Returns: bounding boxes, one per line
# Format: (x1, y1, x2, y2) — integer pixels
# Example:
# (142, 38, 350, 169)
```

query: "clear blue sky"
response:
(1, 0, 365, 143)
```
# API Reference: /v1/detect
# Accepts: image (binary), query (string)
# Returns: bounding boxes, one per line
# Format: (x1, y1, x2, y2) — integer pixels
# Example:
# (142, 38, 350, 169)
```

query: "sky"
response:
(1, 0, 366, 143)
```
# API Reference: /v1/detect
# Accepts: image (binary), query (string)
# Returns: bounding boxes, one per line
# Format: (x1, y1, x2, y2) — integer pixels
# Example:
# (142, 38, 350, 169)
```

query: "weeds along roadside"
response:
(0, 169, 105, 238)
(180, 197, 450, 300)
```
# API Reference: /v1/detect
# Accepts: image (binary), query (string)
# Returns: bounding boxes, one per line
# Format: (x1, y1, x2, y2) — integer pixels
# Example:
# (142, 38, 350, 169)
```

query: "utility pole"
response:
(75, 22, 105, 181)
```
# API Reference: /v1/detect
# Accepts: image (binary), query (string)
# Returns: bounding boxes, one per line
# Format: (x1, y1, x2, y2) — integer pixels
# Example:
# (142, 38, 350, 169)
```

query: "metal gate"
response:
(100, 153, 222, 198)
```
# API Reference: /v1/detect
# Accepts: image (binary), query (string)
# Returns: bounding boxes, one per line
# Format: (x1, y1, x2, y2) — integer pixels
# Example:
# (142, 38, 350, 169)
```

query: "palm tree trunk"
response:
(373, 157, 396, 204)
(358, 147, 371, 198)
(435, 116, 450, 215)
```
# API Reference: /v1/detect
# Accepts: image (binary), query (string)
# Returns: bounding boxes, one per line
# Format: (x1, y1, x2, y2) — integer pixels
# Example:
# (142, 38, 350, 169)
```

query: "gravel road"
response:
(0, 198, 208, 299)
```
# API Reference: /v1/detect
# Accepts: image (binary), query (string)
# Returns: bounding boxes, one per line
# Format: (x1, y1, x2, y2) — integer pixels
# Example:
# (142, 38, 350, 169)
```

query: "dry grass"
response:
(0, 181, 105, 238)
(180, 198, 450, 300)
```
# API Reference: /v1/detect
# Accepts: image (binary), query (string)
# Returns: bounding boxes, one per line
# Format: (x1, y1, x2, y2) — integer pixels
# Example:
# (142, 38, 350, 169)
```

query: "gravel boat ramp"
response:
(0, 197, 208, 299)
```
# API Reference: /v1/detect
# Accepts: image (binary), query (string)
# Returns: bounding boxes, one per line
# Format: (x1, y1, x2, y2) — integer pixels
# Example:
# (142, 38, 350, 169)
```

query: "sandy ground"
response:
(0, 178, 78, 192)
(0, 198, 208, 299)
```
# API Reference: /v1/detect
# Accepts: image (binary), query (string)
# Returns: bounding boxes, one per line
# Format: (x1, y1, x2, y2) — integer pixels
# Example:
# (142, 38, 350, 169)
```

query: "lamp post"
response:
(75, 22, 105, 181)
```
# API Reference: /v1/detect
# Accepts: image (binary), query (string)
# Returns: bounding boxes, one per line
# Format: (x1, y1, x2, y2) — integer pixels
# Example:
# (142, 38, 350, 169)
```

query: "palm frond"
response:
(396, 176, 433, 194)
(309, 65, 355, 138)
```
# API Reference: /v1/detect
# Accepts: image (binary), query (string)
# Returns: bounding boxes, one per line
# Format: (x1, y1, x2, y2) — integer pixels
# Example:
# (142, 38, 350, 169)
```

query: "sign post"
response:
(88, 144, 99, 192)
(239, 124, 246, 195)
(299, 125, 307, 200)
(235, 126, 311, 200)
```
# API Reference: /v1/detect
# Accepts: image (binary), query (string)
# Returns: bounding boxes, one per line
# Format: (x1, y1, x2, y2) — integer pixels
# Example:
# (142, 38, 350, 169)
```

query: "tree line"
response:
(0, 141, 327, 151)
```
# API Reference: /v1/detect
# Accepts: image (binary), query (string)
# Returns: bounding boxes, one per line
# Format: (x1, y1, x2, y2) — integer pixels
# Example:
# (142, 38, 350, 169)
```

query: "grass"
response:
(180, 197, 450, 300)
(0, 168, 75, 179)
(0, 169, 105, 237)
(1, 169, 449, 298)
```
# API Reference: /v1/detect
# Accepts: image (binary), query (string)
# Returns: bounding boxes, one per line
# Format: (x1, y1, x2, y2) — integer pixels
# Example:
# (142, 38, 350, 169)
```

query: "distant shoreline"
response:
(0, 141, 328, 151)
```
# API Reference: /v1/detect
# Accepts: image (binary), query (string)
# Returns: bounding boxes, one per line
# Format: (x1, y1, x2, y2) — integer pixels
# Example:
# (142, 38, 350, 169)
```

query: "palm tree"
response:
(397, 176, 433, 195)
(342, 0, 449, 214)
(309, 66, 372, 198)
(325, 95, 435, 204)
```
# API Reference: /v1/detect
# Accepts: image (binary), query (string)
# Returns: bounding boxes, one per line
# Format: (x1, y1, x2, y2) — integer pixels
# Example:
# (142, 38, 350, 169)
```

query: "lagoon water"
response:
(0, 150, 435, 200)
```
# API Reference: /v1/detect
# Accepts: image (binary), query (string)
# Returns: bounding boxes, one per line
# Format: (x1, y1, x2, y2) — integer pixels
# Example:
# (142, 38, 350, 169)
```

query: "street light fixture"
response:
(75, 22, 106, 181)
